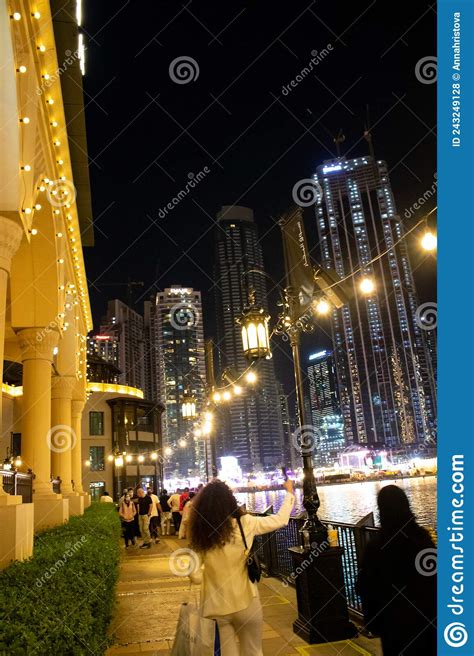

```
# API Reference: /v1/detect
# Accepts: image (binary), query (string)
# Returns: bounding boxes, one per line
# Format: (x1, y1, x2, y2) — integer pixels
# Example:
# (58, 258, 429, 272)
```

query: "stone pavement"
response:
(106, 536, 382, 656)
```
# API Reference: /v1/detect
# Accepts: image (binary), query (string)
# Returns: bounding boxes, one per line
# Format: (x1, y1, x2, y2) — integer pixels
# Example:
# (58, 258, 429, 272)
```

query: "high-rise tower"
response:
(214, 206, 284, 471)
(150, 286, 206, 479)
(315, 156, 436, 447)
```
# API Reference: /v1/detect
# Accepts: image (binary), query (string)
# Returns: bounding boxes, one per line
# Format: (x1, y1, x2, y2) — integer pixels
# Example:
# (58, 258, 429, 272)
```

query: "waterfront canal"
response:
(236, 475, 437, 527)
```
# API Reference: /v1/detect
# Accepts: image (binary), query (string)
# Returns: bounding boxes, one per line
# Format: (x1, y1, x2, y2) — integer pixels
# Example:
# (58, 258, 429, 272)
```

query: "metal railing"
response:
(0, 470, 33, 503)
(251, 510, 378, 615)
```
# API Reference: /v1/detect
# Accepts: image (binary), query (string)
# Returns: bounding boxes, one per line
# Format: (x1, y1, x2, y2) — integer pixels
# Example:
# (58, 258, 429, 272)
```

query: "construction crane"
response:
(96, 278, 145, 308)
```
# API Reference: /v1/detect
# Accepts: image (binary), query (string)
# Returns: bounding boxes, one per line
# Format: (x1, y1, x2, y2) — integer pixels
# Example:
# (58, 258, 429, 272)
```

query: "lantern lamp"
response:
(238, 289, 271, 361)
(181, 392, 197, 419)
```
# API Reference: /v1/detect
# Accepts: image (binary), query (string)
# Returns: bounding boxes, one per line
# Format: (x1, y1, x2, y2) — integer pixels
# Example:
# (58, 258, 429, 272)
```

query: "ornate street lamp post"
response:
(238, 207, 356, 643)
(239, 285, 327, 548)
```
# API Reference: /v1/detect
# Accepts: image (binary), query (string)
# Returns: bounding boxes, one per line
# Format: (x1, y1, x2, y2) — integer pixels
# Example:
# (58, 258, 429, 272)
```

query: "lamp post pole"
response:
(282, 287, 327, 548)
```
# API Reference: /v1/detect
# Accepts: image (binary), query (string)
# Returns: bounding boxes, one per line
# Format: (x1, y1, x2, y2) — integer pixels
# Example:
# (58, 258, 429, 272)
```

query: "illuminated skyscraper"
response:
(214, 206, 284, 471)
(315, 156, 436, 447)
(100, 300, 146, 392)
(306, 350, 345, 464)
(149, 287, 206, 479)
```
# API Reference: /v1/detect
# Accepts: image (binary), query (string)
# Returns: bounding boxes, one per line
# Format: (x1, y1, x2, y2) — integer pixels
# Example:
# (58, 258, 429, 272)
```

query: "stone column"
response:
(71, 399, 85, 494)
(0, 216, 23, 499)
(16, 328, 69, 529)
(50, 375, 75, 495)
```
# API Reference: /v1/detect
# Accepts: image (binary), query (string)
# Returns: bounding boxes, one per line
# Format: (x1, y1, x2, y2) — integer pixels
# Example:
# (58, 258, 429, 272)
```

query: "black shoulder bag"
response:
(236, 516, 261, 583)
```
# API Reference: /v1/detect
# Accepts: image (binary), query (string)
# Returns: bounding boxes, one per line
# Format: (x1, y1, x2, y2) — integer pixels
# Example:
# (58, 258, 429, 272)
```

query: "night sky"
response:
(81, 1, 437, 391)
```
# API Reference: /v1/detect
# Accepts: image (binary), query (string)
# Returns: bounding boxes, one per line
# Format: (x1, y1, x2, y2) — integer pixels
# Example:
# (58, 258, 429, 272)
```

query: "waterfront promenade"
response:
(107, 537, 382, 656)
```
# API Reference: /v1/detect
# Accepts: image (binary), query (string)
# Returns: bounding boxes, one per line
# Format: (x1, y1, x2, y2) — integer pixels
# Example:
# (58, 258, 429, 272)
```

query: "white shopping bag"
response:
(170, 601, 217, 656)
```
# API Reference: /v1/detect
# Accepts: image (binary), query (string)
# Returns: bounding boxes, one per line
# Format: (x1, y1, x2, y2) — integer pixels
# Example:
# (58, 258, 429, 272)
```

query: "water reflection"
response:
(236, 476, 437, 527)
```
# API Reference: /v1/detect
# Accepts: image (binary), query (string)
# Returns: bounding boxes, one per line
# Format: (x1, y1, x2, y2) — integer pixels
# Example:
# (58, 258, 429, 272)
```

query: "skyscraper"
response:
(149, 286, 206, 479)
(100, 300, 146, 392)
(306, 350, 345, 465)
(214, 205, 284, 472)
(315, 156, 436, 447)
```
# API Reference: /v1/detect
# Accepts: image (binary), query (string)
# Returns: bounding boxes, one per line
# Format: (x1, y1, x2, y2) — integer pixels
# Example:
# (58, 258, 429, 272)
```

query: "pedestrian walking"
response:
(168, 489, 182, 533)
(119, 493, 137, 548)
(159, 489, 172, 536)
(147, 487, 161, 544)
(136, 488, 153, 549)
(357, 485, 437, 656)
(178, 491, 195, 539)
(188, 478, 295, 655)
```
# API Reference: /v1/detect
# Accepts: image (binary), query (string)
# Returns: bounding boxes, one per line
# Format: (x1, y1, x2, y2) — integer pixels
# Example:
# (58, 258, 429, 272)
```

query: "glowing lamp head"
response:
(212, 391, 221, 403)
(115, 455, 124, 468)
(137, 455, 145, 463)
(181, 393, 196, 419)
(238, 290, 271, 361)
(222, 390, 232, 401)
(151, 452, 158, 460)
(421, 231, 437, 251)
(359, 277, 375, 295)
(164, 446, 173, 456)
(314, 298, 330, 315)
(179, 439, 187, 448)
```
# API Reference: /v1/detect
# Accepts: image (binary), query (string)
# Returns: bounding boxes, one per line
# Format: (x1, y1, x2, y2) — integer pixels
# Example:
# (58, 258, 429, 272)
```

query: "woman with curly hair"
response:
(188, 478, 295, 655)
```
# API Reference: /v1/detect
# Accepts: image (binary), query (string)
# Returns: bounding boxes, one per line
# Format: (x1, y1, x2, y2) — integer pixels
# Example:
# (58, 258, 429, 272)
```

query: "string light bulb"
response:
(421, 231, 437, 251)
(359, 277, 375, 295)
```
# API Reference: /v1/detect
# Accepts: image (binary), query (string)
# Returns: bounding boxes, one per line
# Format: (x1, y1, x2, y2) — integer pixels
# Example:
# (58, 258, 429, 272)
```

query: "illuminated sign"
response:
(309, 350, 327, 361)
(322, 164, 343, 173)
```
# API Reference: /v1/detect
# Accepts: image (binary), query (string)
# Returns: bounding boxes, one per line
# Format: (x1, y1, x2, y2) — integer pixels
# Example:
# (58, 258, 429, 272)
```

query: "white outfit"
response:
(149, 493, 159, 517)
(190, 492, 295, 655)
(179, 500, 193, 539)
(168, 493, 181, 512)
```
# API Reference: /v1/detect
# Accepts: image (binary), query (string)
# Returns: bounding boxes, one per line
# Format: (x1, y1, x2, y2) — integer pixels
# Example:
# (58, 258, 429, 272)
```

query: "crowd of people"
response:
(102, 484, 203, 549)
(101, 481, 436, 655)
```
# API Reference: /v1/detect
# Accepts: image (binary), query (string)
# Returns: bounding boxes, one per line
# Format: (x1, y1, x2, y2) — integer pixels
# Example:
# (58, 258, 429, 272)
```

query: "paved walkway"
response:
(106, 537, 382, 656)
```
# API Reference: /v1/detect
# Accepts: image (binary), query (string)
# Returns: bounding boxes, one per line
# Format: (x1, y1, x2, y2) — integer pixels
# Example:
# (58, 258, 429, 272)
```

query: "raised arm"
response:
(245, 481, 295, 536)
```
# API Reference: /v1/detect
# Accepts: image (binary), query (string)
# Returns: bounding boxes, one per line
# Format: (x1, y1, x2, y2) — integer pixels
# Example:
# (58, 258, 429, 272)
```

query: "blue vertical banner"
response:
(438, 1, 474, 654)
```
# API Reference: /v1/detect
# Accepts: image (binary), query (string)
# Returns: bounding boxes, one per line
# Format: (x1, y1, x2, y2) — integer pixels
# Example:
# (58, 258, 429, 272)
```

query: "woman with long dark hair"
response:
(188, 478, 295, 655)
(357, 485, 437, 655)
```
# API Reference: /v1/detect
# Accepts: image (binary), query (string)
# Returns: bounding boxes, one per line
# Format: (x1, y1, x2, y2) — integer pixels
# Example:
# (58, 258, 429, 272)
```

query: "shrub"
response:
(0, 503, 120, 655)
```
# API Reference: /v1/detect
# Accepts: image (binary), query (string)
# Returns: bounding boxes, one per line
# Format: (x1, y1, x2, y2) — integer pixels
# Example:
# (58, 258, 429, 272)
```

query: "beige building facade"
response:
(0, 1, 93, 568)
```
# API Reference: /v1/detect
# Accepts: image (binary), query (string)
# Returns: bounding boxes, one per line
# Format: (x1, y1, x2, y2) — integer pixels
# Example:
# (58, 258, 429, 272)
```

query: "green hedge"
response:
(0, 503, 121, 655)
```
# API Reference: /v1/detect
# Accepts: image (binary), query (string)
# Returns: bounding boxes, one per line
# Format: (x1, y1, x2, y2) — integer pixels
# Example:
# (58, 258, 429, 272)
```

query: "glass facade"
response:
(315, 156, 436, 448)
(214, 206, 284, 472)
(89, 411, 104, 436)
